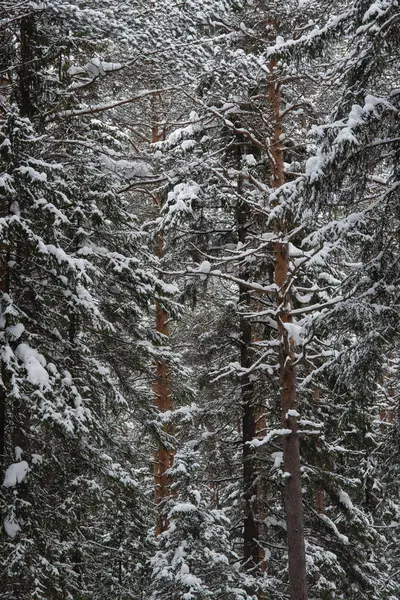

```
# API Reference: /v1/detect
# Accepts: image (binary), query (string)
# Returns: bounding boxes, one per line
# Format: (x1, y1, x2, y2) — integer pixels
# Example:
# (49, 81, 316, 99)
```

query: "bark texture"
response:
(237, 174, 260, 571)
(269, 59, 308, 600)
(151, 95, 174, 536)
(0, 252, 7, 465)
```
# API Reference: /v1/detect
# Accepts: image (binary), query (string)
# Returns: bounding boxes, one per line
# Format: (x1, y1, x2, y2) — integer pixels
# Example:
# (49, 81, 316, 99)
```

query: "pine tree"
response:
(151, 441, 252, 600)
(0, 2, 179, 598)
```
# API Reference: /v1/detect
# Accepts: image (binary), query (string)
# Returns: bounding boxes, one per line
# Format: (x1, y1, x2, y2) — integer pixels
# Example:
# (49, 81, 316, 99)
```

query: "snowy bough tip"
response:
(2, 460, 29, 488)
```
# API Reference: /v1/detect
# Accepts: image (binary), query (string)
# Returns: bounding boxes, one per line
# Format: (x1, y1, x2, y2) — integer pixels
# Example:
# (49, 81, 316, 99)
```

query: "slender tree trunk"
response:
(268, 60, 308, 600)
(312, 386, 325, 514)
(18, 16, 36, 118)
(153, 281, 174, 535)
(0, 251, 8, 468)
(240, 274, 259, 571)
(253, 295, 268, 572)
(151, 93, 174, 536)
(236, 169, 260, 571)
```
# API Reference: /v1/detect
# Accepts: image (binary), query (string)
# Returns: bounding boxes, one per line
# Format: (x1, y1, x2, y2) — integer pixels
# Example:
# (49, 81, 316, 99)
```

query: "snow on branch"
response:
(46, 86, 179, 120)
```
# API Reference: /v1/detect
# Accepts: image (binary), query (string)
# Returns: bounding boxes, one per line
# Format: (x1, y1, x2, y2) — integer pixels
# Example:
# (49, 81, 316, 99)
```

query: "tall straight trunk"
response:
(0, 251, 8, 467)
(268, 61, 308, 600)
(151, 94, 174, 536)
(239, 238, 259, 570)
(153, 269, 174, 535)
(312, 386, 325, 514)
(18, 16, 36, 118)
(236, 170, 260, 571)
(253, 296, 267, 571)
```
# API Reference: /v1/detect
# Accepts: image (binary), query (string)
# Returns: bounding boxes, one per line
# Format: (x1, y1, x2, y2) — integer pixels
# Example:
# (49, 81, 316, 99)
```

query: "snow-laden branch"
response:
(46, 86, 179, 120)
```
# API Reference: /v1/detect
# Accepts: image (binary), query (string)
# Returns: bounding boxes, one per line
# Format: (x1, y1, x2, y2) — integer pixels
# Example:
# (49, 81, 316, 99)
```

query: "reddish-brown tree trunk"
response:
(275, 243, 308, 600)
(153, 291, 173, 535)
(268, 61, 308, 600)
(151, 94, 174, 536)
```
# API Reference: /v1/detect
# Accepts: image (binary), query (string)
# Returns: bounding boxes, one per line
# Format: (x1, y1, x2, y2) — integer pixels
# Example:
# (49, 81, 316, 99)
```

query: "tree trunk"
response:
(18, 16, 36, 118)
(153, 281, 174, 535)
(240, 259, 259, 571)
(268, 60, 308, 600)
(151, 93, 174, 536)
(0, 251, 8, 468)
(312, 386, 325, 514)
(236, 170, 260, 571)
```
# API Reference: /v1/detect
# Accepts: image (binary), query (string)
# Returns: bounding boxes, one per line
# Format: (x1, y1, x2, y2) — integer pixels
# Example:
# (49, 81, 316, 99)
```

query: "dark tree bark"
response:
(0, 252, 8, 467)
(18, 16, 37, 118)
(236, 171, 260, 571)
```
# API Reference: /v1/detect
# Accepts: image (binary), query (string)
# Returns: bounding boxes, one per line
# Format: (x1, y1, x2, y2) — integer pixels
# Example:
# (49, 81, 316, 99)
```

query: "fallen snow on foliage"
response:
(197, 260, 211, 281)
(306, 155, 324, 182)
(3, 518, 21, 538)
(3, 461, 29, 488)
(249, 428, 292, 448)
(181, 139, 197, 151)
(338, 489, 354, 509)
(6, 323, 25, 340)
(17, 165, 47, 182)
(243, 153, 257, 166)
(161, 182, 199, 228)
(15, 343, 49, 390)
(320, 514, 349, 545)
(100, 154, 153, 178)
(282, 322, 305, 345)
(68, 58, 122, 80)
(159, 112, 202, 149)
(286, 409, 300, 419)
(271, 451, 283, 469)
(169, 502, 198, 515)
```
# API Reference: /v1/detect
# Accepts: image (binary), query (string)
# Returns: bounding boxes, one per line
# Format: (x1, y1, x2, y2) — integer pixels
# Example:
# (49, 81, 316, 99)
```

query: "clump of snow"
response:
(271, 451, 283, 469)
(286, 409, 300, 419)
(197, 261, 211, 281)
(250, 428, 292, 448)
(15, 343, 49, 390)
(68, 58, 122, 80)
(169, 502, 198, 516)
(6, 323, 25, 340)
(306, 155, 324, 183)
(10, 201, 20, 216)
(161, 182, 199, 229)
(17, 165, 47, 182)
(4, 518, 21, 538)
(159, 112, 202, 149)
(288, 242, 304, 257)
(32, 454, 43, 465)
(243, 154, 257, 166)
(282, 322, 305, 345)
(320, 514, 349, 545)
(338, 489, 354, 509)
(100, 154, 153, 179)
(3, 461, 29, 488)
(181, 139, 197, 151)
(299, 419, 323, 429)
(261, 232, 275, 241)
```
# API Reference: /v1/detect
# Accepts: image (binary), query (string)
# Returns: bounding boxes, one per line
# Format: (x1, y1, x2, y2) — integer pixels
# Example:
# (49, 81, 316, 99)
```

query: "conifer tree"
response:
(0, 2, 179, 598)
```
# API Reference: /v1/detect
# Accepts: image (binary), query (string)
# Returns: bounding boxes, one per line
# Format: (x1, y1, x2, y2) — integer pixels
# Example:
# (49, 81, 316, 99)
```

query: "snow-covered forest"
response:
(0, 1, 399, 599)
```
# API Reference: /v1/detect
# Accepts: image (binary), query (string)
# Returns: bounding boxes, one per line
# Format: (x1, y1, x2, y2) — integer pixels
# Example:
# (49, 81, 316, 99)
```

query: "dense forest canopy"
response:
(0, 1, 399, 599)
